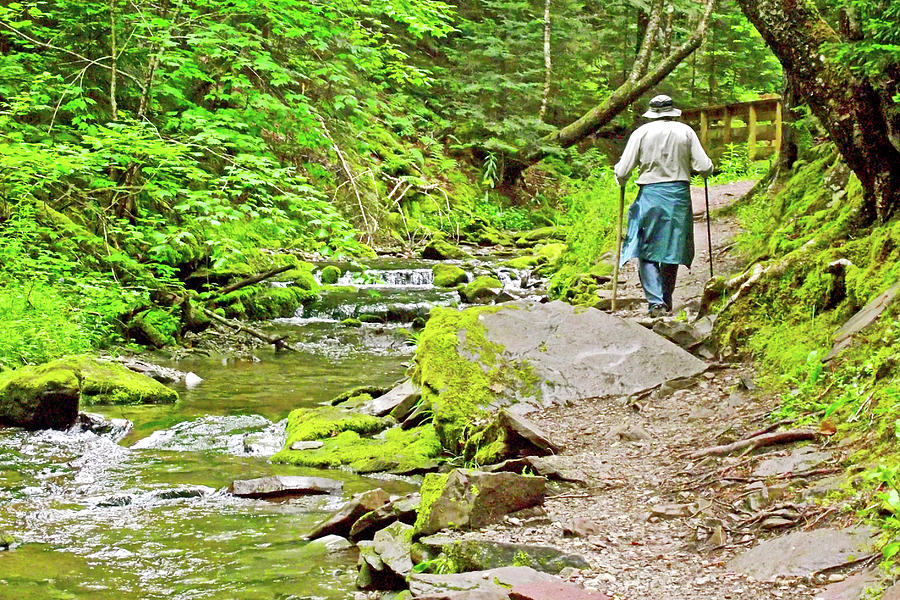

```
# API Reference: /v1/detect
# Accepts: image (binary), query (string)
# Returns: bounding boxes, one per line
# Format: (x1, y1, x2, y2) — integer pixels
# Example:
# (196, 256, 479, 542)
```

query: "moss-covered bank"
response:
(710, 150, 900, 561)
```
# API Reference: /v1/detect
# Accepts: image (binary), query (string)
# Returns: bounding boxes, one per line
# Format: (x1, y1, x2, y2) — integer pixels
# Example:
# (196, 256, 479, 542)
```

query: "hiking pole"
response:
(704, 177, 714, 278)
(612, 185, 625, 311)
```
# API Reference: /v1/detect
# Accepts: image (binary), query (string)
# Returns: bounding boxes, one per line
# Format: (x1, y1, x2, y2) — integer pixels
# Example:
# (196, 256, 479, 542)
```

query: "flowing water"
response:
(0, 256, 539, 599)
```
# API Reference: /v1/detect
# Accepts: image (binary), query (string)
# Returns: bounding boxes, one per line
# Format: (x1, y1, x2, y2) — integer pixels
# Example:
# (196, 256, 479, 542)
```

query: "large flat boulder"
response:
(228, 476, 342, 499)
(478, 301, 707, 407)
(414, 469, 546, 536)
(414, 302, 706, 456)
(727, 527, 875, 581)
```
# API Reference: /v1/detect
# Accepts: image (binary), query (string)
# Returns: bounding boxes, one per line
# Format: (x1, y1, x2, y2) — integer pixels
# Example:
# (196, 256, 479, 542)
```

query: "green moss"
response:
(535, 242, 566, 267)
(432, 264, 468, 288)
(271, 425, 441, 473)
(282, 406, 389, 444)
(413, 305, 537, 456)
(460, 276, 503, 303)
(501, 255, 541, 269)
(219, 284, 316, 320)
(413, 472, 451, 535)
(128, 308, 180, 348)
(341, 318, 363, 327)
(0, 356, 177, 409)
(422, 239, 470, 260)
(515, 226, 563, 247)
(320, 265, 342, 285)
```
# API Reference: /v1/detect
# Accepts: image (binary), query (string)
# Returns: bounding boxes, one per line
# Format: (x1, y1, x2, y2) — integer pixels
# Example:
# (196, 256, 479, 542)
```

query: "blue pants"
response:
(639, 259, 678, 310)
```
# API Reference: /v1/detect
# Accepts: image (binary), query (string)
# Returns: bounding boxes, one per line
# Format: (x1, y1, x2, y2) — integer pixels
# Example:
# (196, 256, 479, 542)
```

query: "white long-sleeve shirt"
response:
(614, 120, 713, 186)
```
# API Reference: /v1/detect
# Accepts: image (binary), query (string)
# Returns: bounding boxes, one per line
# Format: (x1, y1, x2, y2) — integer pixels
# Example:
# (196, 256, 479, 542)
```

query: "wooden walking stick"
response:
(613, 185, 625, 311)
(704, 178, 714, 278)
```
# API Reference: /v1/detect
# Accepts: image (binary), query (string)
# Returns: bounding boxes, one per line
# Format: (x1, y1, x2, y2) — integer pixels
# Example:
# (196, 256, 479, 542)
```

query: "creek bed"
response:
(0, 255, 540, 599)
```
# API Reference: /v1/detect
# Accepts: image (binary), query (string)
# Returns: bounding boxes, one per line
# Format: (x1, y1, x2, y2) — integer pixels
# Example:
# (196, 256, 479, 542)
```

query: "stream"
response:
(0, 255, 539, 599)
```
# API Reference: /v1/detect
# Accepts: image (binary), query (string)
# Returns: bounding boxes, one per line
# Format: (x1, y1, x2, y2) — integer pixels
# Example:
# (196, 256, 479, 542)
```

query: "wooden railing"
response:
(680, 95, 782, 161)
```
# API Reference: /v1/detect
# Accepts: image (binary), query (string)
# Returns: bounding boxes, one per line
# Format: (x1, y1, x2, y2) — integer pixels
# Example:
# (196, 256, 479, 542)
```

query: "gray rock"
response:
(727, 527, 876, 581)
(509, 580, 611, 600)
(826, 283, 900, 361)
(883, 580, 900, 599)
(356, 541, 402, 590)
(649, 504, 693, 520)
(485, 456, 586, 485)
(607, 425, 652, 442)
(652, 320, 707, 350)
(360, 379, 420, 420)
(417, 536, 590, 574)
(349, 493, 420, 542)
(409, 566, 560, 597)
(372, 521, 415, 577)
(413, 590, 509, 600)
(71, 412, 133, 440)
(415, 470, 546, 537)
(817, 568, 881, 600)
(307, 534, 352, 552)
(0, 531, 18, 551)
(476, 302, 707, 410)
(752, 446, 831, 477)
(562, 517, 602, 538)
(228, 475, 342, 499)
(498, 409, 561, 455)
(307, 488, 391, 540)
(290, 440, 325, 451)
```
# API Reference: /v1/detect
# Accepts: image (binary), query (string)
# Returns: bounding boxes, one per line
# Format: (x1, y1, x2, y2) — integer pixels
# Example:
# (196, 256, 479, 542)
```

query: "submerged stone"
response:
(228, 475, 342, 498)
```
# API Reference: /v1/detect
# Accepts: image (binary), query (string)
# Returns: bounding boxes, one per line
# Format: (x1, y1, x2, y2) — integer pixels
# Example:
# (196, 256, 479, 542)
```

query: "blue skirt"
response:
(620, 181, 694, 267)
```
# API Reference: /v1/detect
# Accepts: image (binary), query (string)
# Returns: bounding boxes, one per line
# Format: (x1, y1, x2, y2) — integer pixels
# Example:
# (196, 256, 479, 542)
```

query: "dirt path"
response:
(440, 180, 841, 599)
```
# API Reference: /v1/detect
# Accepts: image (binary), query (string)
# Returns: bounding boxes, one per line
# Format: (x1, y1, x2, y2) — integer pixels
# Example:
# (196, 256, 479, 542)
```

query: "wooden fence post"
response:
(700, 110, 709, 147)
(774, 99, 783, 152)
(747, 103, 758, 160)
(723, 107, 732, 145)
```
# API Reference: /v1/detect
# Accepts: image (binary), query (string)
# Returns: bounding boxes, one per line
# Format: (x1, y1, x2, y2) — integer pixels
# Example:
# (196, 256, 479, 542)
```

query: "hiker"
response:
(614, 94, 713, 318)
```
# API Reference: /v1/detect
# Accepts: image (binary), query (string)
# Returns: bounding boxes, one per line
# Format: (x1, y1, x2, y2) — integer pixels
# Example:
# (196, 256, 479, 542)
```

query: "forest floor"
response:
(432, 180, 865, 600)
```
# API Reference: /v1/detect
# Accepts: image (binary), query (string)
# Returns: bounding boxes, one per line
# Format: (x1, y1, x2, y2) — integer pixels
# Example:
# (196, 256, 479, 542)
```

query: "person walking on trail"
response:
(614, 94, 713, 318)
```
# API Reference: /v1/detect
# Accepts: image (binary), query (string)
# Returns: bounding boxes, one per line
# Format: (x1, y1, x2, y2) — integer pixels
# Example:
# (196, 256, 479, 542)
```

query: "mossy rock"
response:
(278, 267, 319, 291)
(474, 227, 513, 247)
(515, 226, 563, 247)
(128, 308, 180, 348)
(342, 318, 363, 328)
(412, 306, 536, 455)
(460, 276, 503, 303)
(0, 356, 177, 428)
(421, 239, 470, 261)
(330, 384, 394, 406)
(320, 265, 342, 285)
(432, 264, 468, 288)
(535, 243, 567, 267)
(185, 263, 255, 290)
(501, 255, 541, 269)
(271, 425, 441, 474)
(282, 406, 390, 445)
(220, 285, 316, 320)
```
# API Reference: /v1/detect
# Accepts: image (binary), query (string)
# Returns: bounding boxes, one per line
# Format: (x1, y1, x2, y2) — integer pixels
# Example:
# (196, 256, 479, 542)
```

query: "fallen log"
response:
(201, 306, 301, 352)
(689, 428, 819, 459)
(217, 265, 293, 296)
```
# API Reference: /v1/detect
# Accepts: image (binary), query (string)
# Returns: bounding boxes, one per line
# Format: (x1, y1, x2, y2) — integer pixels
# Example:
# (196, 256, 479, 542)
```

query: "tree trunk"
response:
(734, 0, 900, 222)
(538, 0, 552, 122)
(775, 72, 798, 175)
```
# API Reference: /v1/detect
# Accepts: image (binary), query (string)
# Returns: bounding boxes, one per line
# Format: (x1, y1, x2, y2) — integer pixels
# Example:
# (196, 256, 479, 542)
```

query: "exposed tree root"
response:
(690, 428, 820, 458)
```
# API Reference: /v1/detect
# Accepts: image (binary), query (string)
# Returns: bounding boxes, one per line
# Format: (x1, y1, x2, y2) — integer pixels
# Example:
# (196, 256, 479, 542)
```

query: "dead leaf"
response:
(819, 419, 837, 436)
(489, 383, 505, 394)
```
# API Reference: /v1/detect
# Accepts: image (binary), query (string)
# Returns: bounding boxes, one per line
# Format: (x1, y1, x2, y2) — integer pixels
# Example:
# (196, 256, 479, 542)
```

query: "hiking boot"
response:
(648, 304, 668, 318)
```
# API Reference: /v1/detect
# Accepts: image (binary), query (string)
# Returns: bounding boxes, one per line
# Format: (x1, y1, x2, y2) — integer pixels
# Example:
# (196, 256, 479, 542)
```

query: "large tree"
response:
(733, 0, 900, 222)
